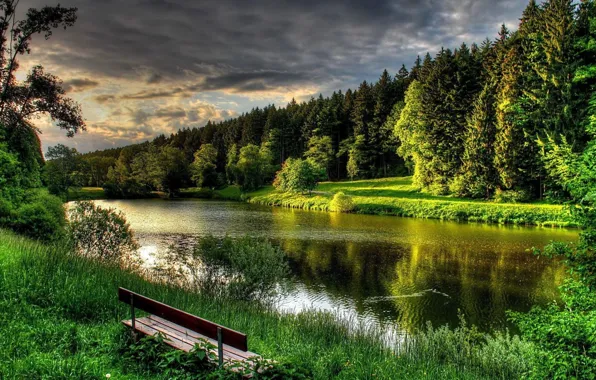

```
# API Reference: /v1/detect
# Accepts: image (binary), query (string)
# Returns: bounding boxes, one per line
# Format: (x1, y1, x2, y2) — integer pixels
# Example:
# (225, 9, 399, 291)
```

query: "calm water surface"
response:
(94, 198, 577, 333)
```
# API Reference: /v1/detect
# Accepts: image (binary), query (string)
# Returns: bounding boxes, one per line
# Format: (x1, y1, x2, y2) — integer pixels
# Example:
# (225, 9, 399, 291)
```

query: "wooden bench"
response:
(118, 287, 259, 367)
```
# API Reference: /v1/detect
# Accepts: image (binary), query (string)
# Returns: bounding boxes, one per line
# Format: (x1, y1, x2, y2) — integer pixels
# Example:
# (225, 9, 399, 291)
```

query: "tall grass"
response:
(0, 230, 541, 379)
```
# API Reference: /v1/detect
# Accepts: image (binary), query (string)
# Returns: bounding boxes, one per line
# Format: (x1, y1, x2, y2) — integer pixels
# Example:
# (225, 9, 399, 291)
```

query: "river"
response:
(93, 198, 577, 333)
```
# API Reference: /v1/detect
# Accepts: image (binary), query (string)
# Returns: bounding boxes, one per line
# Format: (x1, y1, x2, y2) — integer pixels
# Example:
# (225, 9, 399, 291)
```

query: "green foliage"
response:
(123, 333, 219, 377)
(329, 192, 355, 213)
(0, 142, 24, 204)
(225, 144, 239, 185)
(190, 143, 218, 188)
(273, 158, 323, 194)
(394, 80, 428, 188)
(43, 144, 87, 196)
(493, 189, 531, 204)
(234, 143, 274, 191)
(67, 201, 139, 265)
(192, 235, 290, 301)
(123, 333, 313, 379)
(407, 315, 538, 379)
(9, 189, 66, 241)
(509, 9, 596, 375)
(104, 144, 188, 198)
(346, 146, 359, 181)
(304, 135, 333, 179)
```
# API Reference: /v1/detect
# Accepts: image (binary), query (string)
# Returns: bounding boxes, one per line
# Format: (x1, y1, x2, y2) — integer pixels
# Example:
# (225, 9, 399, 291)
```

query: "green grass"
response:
(241, 177, 574, 227)
(0, 229, 541, 379)
(67, 187, 107, 201)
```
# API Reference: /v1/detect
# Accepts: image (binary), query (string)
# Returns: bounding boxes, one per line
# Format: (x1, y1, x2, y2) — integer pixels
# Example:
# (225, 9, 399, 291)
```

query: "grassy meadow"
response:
(243, 177, 573, 227)
(0, 229, 541, 379)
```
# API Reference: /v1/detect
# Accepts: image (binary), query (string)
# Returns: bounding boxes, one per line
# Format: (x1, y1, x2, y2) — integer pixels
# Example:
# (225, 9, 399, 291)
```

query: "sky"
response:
(18, 0, 529, 154)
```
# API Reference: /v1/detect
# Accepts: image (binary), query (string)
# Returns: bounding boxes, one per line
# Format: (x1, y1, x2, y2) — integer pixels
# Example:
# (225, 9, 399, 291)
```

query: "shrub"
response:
(329, 192, 355, 213)
(7, 189, 66, 241)
(192, 235, 290, 301)
(67, 201, 139, 265)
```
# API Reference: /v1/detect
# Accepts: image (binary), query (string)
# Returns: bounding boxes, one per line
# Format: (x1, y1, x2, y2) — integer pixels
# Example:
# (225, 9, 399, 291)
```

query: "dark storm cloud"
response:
(62, 78, 99, 92)
(21, 0, 527, 91)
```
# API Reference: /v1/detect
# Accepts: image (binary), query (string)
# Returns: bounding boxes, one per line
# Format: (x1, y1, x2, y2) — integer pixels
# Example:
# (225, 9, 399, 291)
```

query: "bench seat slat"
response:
(147, 315, 257, 360)
(140, 317, 250, 362)
(123, 318, 194, 352)
(122, 317, 258, 363)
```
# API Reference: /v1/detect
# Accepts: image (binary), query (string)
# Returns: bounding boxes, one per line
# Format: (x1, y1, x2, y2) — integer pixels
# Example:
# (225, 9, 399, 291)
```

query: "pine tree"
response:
(371, 70, 396, 176)
(350, 81, 375, 177)
(456, 81, 498, 198)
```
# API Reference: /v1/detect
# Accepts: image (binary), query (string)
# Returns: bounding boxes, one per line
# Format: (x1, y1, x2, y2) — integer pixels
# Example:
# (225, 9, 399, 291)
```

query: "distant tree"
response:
(350, 81, 375, 177)
(190, 143, 218, 188)
(273, 158, 322, 194)
(83, 156, 116, 187)
(346, 146, 359, 181)
(236, 143, 272, 191)
(155, 145, 187, 197)
(304, 135, 333, 179)
(225, 144, 239, 184)
(394, 80, 427, 184)
(43, 144, 85, 196)
(454, 81, 498, 198)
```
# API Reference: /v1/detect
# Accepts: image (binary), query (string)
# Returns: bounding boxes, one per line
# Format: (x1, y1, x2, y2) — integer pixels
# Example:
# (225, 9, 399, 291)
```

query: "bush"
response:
(67, 201, 139, 265)
(192, 235, 290, 301)
(329, 192, 355, 213)
(7, 189, 66, 241)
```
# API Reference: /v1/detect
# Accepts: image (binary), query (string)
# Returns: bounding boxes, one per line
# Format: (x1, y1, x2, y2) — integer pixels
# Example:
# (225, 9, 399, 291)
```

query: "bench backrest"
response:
(118, 287, 248, 351)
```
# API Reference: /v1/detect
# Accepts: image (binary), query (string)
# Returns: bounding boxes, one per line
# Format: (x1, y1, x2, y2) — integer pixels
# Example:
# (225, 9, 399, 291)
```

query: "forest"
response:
(44, 0, 593, 204)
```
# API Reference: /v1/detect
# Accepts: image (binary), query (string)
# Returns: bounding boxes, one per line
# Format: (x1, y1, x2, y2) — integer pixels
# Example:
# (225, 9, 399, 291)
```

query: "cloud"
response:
(62, 78, 100, 92)
(18, 0, 528, 152)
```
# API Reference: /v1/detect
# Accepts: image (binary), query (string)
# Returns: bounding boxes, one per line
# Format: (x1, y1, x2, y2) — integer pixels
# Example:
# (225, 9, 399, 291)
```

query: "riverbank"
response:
(0, 229, 539, 379)
(189, 177, 575, 227)
(69, 177, 575, 227)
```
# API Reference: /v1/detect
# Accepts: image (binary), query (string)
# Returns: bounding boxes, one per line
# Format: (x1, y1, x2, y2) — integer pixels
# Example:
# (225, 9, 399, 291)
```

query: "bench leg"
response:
(130, 293, 137, 341)
(217, 327, 224, 368)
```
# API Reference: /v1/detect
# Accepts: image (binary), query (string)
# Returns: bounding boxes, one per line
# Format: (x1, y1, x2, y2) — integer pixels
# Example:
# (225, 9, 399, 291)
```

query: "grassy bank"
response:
(243, 178, 574, 227)
(0, 230, 540, 379)
(67, 187, 107, 201)
(68, 177, 574, 227)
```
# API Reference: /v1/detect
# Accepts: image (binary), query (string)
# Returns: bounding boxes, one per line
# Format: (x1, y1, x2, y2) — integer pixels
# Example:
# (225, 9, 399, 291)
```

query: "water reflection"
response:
(93, 199, 575, 332)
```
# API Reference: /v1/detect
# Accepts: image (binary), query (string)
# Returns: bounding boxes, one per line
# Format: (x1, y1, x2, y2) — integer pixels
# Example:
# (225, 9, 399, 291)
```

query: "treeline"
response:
(71, 0, 592, 201)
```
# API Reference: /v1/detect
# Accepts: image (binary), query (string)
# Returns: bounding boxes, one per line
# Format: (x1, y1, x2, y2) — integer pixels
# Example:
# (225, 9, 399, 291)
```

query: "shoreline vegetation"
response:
(70, 177, 575, 228)
(0, 229, 539, 379)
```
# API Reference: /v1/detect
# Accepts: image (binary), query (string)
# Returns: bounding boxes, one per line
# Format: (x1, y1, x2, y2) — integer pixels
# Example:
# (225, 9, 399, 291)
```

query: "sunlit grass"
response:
(66, 187, 107, 201)
(240, 177, 573, 227)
